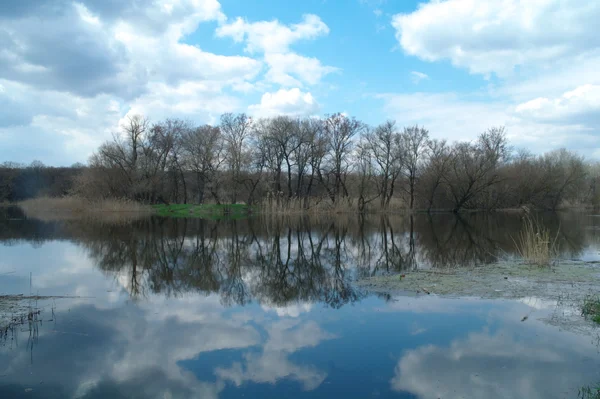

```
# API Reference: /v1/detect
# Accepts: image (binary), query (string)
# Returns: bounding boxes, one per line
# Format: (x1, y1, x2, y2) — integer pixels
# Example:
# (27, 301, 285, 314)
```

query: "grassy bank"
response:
(153, 203, 254, 219)
(19, 196, 152, 222)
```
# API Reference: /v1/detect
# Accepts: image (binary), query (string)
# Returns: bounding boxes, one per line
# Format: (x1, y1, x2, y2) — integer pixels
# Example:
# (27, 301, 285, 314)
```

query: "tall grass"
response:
(512, 213, 559, 267)
(259, 195, 409, 215)
(18, 196, 152, 222)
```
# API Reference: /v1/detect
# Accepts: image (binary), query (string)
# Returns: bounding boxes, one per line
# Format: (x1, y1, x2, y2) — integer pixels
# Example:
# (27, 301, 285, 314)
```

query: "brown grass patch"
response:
(18, 196, 152, 222)
(258, 196, 410, 215)
(512, 213, 559, 267)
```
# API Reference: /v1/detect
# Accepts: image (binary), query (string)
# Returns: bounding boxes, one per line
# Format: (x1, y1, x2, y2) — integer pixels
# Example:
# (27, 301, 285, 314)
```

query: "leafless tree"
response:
(181, 125, 223, 204)
(220, 113, 253, 203)
(420, 139, 451, 212)
(364, 121, 404, 208)
(319, 113, 366, 203)
(444, 127, 509, 212)
(401, 125, 429, 210)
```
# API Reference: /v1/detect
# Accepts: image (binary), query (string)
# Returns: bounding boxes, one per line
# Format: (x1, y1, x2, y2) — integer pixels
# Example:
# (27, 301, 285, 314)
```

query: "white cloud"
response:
(121, 81, 244, 128)
(264, 53, 338, 87)
(262, 302, 313, 317)
(249, 88, 319, 118)
(410, 71, 429, 84)
(0, 0, 263, 164)
(390, 326, 596, 399)
(392, 0, 600, 78)
(217, 14, 337, 87)
(377, 91, 600, 155)
(216, 14, 329, 54)
(515, 84, 600, 126)
(215, 319, 335, 391)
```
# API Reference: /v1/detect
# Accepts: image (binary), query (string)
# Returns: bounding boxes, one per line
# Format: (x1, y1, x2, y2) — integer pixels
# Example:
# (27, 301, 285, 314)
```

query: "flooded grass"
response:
(512, 213, 559, 267)
(357, 260, 600, 302)
(153, 203, 254, 219)
(1, 295, 41, 339)
(582, 296, 600, 324)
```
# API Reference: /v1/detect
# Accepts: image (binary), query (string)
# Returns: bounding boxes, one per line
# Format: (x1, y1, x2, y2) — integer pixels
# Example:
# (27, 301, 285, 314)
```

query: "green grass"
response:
(582, 296, 600, 324)
(152, 203, 255, 219)
(579, 385, 600, 399)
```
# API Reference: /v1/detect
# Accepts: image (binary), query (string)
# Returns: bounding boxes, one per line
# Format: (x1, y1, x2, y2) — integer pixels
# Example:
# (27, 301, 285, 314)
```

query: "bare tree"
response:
(420, 139, 451, 212)
(401, 125, 429, 210)
(220, 113, 253, 203)
(293, 118, 322, 202)
(540, 149, 587, 210)
(319, 113, 366, 203)
(364, 121, 404, 209)
(444, 127, 509, 212)
(88, 114, 150, 199)
(355, 140, 380, 212)
(181, 125, 223, 204)
(144, 119, 190, 204)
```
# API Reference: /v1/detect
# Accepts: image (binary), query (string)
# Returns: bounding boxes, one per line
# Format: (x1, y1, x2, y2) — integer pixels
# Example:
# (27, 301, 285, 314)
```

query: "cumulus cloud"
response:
(217, 14, 337, 87)
(515, 84, 600, 126)
(216, 14, 328, 54)
(0, 0, 267, 164)
(0, 1, 341, 164)
(377, 90, 600, 156)
(249, 88, 319, 118)
(215, 319, 335, 391)
(392, 0, 600, 78)
(386, 1, 600, 157)
(390, 326, 596, 399)
(264, 53, 338, 87)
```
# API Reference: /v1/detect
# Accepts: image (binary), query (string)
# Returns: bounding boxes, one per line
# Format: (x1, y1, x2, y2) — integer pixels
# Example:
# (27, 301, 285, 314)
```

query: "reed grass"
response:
(512, 213, 559, 267)
(258, 195, 410, 215)
(18, 196, 152, 222)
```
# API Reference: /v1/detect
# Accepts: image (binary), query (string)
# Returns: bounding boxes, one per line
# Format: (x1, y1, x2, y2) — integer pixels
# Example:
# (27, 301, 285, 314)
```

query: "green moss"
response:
(579, 385, 600, 399)
(152, 203, 255, 219)
(582, 296, 600, 325)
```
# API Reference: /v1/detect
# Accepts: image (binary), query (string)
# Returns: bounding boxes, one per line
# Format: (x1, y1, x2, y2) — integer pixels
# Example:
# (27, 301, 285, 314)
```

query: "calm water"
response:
(1, 208, 600, 398)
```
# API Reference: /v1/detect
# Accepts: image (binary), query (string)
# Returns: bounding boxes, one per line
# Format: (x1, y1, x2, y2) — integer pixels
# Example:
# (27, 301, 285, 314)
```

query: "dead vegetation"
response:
(512, 213, 559, 267)
(18, 196, 152, 222)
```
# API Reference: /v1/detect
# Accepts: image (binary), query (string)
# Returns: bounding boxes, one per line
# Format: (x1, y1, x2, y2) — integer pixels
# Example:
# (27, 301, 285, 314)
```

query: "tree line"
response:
(2, 112, 599, 212)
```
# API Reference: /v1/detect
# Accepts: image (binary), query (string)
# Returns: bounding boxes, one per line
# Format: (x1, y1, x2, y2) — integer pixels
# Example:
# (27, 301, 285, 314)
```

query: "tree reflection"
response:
(1, 211, 596, 307)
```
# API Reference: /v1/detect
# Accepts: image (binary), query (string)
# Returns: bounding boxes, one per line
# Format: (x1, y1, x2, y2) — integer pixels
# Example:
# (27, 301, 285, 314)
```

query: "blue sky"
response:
(0, 0, 599, 165)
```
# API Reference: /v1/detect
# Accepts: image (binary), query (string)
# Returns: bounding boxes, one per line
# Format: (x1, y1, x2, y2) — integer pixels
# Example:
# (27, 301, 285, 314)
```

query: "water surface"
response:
(1, 209, 600, 398)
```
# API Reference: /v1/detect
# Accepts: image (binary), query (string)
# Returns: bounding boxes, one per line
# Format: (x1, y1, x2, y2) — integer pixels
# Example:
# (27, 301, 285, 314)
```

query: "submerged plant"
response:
(579, 385, 600, 399)
(512, 213, 559, 267)
(582, 296, 600, 324)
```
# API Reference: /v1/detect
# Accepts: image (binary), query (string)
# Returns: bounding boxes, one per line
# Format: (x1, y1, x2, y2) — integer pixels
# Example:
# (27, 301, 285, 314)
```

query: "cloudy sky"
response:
(1, 0, 599, 165)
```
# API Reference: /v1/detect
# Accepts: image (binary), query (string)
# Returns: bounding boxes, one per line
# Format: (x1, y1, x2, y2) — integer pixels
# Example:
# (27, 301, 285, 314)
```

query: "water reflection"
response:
(1, 210, 600, 398)
(1, 211, 599, 307)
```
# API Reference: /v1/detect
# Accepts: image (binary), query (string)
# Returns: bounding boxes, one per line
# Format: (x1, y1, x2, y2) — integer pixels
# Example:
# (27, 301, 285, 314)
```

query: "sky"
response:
(0, 0, 599, 166)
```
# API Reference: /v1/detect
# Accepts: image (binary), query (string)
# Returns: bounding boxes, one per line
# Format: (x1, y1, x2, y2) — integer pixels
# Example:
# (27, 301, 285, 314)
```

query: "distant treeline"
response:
(0, 161, 83, 202)
(2, 113, 599, 212)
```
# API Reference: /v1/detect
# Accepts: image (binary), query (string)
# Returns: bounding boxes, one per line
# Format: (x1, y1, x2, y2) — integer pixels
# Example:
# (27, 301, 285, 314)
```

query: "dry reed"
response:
(258, 195, 410, 215)
(512, 213, 559, 267)
(18, 196, 152, 222)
